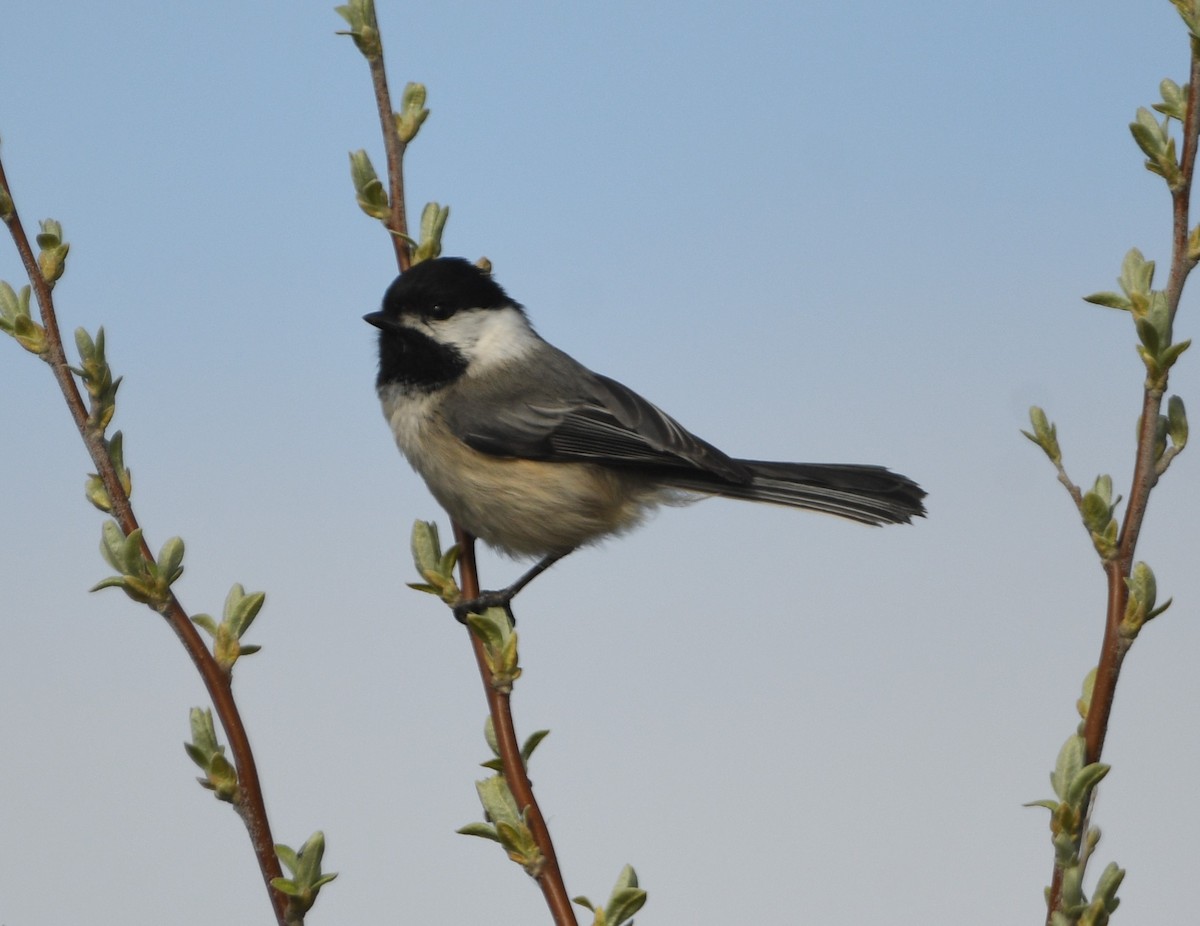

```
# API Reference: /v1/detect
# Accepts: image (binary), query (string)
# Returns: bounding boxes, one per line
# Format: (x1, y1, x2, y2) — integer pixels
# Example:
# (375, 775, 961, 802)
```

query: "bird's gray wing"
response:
(444, 362, 751, 484)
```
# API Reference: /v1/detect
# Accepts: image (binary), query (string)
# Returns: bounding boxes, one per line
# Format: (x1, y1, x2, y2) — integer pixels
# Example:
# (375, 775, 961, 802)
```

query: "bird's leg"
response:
(453, 551, 570, 623)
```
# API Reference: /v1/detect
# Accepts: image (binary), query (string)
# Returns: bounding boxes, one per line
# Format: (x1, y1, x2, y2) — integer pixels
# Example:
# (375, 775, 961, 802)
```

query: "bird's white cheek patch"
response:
(435, 306, 538, 372)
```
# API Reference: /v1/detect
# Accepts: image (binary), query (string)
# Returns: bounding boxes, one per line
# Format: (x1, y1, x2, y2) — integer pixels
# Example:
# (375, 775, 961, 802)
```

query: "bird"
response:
(365, 257, 925, 616)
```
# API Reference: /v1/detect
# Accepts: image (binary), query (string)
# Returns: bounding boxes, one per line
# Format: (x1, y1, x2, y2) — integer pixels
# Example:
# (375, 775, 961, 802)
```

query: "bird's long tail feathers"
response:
(665, 461, 927, 526)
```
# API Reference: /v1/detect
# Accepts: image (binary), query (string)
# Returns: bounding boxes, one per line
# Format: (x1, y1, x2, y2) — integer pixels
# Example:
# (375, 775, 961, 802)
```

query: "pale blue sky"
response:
(2, 2, 1199, 924)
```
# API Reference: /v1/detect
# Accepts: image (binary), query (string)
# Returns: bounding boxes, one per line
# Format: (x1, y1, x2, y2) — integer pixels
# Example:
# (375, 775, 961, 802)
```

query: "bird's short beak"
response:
(363, 311, 393, 330)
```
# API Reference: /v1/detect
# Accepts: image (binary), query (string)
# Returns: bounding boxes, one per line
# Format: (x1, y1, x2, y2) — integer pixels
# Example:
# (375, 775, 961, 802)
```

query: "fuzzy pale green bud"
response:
(1022, 406, 1061, 463)
(35, 219, 69, 284)
(396, 82, 430, 143)
(412, 201, 449, 263)
(348, 149, 389, 221)
(334, 0, 382, 59)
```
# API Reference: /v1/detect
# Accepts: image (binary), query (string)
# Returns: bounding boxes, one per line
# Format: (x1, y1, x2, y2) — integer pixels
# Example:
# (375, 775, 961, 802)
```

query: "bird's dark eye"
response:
(427, 303, 455, 321)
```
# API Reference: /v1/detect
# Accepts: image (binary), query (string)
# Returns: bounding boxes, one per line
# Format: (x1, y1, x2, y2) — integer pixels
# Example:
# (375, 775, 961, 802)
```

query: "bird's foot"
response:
(453, 590, 517, 624)
(450, 551, 570, 625)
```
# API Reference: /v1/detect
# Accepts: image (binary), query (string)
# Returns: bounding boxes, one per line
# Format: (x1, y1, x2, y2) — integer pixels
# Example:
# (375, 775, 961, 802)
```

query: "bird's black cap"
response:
(366, 258, 517, 328)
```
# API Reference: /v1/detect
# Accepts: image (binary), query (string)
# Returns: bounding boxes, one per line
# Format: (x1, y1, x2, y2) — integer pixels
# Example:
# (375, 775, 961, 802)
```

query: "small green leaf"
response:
(276, 844, 300, 874)
(74, 326, 95, 360)
(612, 865, 639, 892)
(273, 832, 336, 918)
(35, 220, 69, 284)
(191, 613, 218, 635)
(334, 0, 382, 59)
(183, 741, 208, 768)
(484, 716, 499, 757)
(1022, 406, 1062, 463)
(1171, 0, 1200, 36)
(158, 537, 185, 585)
(411, 520, 443, 574)
(89, 576, 130, 593)
(1093, 861, 1125, 902)
(1066, 762, 1110, 805)
(8, 312, 46, 353)
(225, 584, 265, 634)
(1077, 667, 1097, 719)
(348, 149, 389, 220)
(270, 878, 302, 897)
(1051, 734, 1085, 802)
(1118, 248, 1155, 306)
(521, 729, 550, 762)
(294, 831, 327, 883)
(412, 201, 450, 263)
(1159, 337, 1191, 373)
(34, 218, 63, 250)
(457, 822, 501, 841)
(98, 520, 127, 573)
(607, 887, 648, 926)
(1080, 484, 1115, 535)
(396, 82, 430, 143)
(85, 474, 113, 512)
(475, 775, 523, 826)
(466, 609, 506, 650)
(207, 753, 239, 800)
(1082, 291, 1132, 311)
(189, 707, 219, 752)
(1154, 78, 1188, 121)
(1168, 395, 1188, 448)
(1135, 315, 1160, 354)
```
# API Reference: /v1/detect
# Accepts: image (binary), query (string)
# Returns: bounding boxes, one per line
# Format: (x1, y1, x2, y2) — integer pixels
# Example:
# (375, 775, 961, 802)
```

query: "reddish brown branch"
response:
(453, 527, 577, 926)
(358, 10, 574, 921)
(367, 50, 410, 272)
(1044, 35, 1200, 926)
(1082, 42, 1200, 770)
(0, 157, 287, 926)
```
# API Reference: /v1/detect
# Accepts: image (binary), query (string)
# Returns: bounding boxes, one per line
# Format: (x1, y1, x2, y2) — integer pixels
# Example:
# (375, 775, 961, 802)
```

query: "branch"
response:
(1043, 30, 1200, 926)
(0, 153, 288, 926)
(454, 528, 578, 926)
(349, 4, 576, 920)
(368, 52, 411, 272)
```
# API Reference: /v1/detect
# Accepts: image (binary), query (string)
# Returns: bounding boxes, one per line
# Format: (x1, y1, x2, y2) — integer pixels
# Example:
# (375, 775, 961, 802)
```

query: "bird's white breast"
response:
(377, 383, 439, 462)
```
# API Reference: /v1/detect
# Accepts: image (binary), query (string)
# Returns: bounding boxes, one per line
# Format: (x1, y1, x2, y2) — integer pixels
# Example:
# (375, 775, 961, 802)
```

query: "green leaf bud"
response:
(1155, 78, 1189, 121)
(35, 219, 69, 284)
(334, 0, 382, 59)
(1170, 0, 1200, 37)
(348, 149, 390, 221)
(1021, 406, 1062, 463)
(1051, 734, 1085, 802)
(396, 82, 430, 143)
(412, 201, 449, 263)
(157, 536, 185, 585)
(1168, 395, 1188, 449)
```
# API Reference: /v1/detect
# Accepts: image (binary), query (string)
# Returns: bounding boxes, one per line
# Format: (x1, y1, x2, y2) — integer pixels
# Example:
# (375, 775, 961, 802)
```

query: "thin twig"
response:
(358, 8, 576, 920)
(454, 527, 578, 926)
(1086, 36, 1200, 768)
(367, 51, 410, 272)
(0, 156, 287, 926)
(1044, 34, 1200, 926)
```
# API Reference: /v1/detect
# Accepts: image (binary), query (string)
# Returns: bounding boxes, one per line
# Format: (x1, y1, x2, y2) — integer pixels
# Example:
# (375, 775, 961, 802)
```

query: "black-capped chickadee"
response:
(366, 257, 925, 612)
